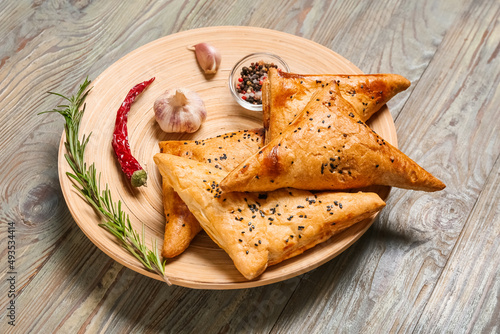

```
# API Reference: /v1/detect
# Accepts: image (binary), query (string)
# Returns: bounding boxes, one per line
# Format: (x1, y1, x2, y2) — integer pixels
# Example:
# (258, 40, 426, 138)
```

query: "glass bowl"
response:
(229, 53, 290, 111)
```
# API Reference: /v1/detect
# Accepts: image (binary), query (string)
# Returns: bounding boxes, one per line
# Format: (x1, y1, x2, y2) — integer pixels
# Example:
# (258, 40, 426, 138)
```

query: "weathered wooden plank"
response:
(0, 231, 117, 333)
(78, 275, 301, 333)
(415, 159, 500, 333)
(270, 0, 500, 333)
(1, 0, 498, 333)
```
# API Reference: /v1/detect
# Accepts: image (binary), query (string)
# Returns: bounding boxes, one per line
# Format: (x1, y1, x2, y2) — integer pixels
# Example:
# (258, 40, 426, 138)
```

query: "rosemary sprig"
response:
(42, 78, 170, 284)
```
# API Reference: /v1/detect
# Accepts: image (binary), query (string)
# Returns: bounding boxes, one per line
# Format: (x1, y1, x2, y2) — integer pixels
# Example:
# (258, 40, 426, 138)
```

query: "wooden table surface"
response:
(1, 0, 499, 333)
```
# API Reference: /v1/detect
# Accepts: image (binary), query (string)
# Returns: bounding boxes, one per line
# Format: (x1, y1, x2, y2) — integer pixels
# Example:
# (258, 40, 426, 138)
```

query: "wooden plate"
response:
(58, 26, 396, 289)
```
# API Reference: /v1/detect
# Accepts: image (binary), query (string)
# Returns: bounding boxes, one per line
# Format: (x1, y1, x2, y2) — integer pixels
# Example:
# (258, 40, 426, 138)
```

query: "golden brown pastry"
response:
(222, 83, 445, 193)
(154, 153, 386, 280)
(262, 68, 411, 143)
(160, 182, 201, 258)
(158, 129, 264, 258)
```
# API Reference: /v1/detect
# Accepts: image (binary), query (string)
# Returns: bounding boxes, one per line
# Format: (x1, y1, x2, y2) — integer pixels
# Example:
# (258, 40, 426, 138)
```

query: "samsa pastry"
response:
(262, 68, 410, 142)
(154, 153, 386, 280)
(222, 83, 445, 193)
(158, 129, 264, 258)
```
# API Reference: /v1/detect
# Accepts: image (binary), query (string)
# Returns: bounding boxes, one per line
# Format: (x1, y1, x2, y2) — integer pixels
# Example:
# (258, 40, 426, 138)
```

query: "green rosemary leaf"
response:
(47, 91, 72, 102)
(46, 78, 169, 284)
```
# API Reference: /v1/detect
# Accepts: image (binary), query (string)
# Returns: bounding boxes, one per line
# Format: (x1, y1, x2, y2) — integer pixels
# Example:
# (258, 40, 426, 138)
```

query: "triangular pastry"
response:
(262, 68, 411, 142)
(158, 129, 264, 258)
(222, 83, 445, 193)
(154, 153, 386, 280)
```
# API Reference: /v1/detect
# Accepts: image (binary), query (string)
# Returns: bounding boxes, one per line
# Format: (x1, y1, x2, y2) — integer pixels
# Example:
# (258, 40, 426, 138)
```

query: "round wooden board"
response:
(58, 26, 397, 289)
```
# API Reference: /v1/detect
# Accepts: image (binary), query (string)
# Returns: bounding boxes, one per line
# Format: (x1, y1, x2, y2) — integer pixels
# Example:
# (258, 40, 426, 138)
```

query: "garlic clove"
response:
(154, 88, 207, 133)
(189, 42, 221, 74)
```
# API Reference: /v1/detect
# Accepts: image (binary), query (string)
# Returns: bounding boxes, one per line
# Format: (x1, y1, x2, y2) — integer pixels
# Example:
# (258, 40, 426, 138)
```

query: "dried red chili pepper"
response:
(112, 78, 155, 187)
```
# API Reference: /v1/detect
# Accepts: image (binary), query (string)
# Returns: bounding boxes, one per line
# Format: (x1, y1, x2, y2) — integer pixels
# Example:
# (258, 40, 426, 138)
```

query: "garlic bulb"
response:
(154, 88, 207, 133)
(189, 43, 221, 74)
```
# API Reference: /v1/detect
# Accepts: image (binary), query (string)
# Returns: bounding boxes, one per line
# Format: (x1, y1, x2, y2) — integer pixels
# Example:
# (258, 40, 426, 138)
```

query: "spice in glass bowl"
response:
(235, 61, 279, 105)
(229, 53, 289, 111)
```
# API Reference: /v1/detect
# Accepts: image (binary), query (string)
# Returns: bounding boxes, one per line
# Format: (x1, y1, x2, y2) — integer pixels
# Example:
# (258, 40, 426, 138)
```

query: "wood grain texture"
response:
(0, 0, 498, 333)
(415, 159, 500, 333)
